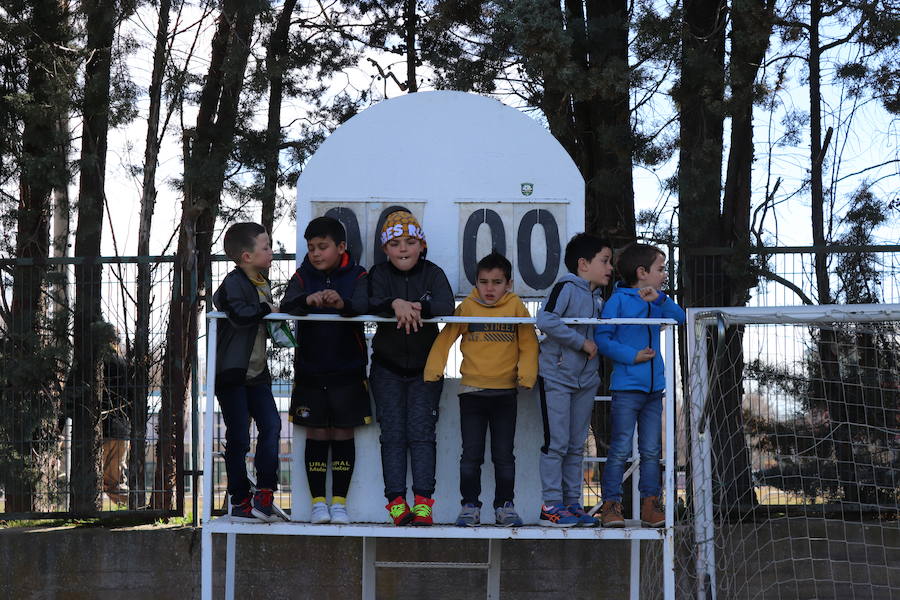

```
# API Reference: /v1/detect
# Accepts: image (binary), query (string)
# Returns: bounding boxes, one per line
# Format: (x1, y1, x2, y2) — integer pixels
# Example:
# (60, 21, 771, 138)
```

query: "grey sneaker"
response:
(495, 501, 523, 527)
(455, 503, 480, 527)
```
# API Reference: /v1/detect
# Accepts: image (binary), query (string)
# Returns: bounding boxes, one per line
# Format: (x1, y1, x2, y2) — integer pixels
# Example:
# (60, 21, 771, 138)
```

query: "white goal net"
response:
(676, 304, 900, 600)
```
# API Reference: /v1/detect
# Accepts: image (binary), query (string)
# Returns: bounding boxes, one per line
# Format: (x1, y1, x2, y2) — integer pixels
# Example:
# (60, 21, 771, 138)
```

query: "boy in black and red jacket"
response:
(280, 216, 369, 524)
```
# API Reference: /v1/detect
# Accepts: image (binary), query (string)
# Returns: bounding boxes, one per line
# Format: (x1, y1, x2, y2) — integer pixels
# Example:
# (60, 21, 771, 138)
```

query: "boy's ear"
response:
(577, 256, 588, 272)
(337, 241, 347, 253)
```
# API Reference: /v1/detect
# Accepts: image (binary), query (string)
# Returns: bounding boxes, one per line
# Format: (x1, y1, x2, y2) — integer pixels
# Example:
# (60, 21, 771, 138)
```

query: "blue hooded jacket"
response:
(594, 283, 685, 392)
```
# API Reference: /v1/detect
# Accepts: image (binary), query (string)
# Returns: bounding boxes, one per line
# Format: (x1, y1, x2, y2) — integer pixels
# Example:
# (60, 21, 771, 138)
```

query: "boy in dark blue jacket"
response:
(594, 243, 685, 528)
(212, 222, 282, 522)
(280, 216, 370, 525)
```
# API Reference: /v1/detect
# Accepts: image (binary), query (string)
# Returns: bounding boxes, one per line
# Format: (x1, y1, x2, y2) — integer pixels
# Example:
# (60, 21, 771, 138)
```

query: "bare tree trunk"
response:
(261, 0, 297, 236)
(128, 0, 172, 510)
(806, 0, 856, 506)
(404, 0, 417, 92)
(679, 0, 758, 512)
(4, 0, 73, 514)
(153, 0, 260, 510)
(584, 0, 634, 245)
(51, 117, 72, 351)
(70, 0, 117, 514)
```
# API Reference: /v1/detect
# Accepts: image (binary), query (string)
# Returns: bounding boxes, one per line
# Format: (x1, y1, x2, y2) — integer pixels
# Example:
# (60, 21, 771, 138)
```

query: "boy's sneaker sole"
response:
(230, 515, 261, 523)
(538, 518, 577, 528)
(641, 520, 665, 528)
(251, 508, 280, 523)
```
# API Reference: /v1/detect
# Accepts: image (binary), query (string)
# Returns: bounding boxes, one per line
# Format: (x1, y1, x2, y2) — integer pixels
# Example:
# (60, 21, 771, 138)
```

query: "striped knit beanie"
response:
(379, 211, 427, 247)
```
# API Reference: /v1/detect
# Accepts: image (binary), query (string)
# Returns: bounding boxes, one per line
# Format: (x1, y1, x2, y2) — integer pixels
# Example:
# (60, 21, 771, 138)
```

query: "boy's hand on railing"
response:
(635, 347, 656, 363)
(638, 287, 660, 302)
(392, 299, 423, 333)
(320, 289, 344, 310)
(581, 338, 598, 360)
(305, 291, 326, 307)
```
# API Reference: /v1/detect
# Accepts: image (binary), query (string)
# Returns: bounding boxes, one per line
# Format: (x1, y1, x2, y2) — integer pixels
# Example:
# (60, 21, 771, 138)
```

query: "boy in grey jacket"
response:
(212, 222, 282, 523)
(536, 233, 612, 527)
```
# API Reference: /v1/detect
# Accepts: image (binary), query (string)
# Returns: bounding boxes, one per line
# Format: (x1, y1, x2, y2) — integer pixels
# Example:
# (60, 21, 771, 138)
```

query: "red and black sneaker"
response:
(230, 495, 259, 523)
(411, 495, 435, 526)
(251, 488, 279, 522)
(386, 496, 414, 526)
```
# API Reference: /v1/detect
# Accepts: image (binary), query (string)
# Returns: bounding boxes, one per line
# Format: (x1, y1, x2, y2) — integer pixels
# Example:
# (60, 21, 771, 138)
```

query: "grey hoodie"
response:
(536, 273, 604, 389)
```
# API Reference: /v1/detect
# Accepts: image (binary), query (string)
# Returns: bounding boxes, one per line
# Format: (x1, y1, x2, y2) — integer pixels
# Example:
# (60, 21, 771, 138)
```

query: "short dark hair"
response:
(616, 243, 665, 285)
(304, 216, 346, 245)
(476, 251, 512, 281)
(223, 222, 266, 263)
(563, 233, 612, 274)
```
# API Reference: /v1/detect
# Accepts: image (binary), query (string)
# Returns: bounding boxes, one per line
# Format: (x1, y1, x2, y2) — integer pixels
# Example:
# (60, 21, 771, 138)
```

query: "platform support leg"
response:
(201, 528, 213, 600)
(362, 537, 376, 600)
(629, 539, 641, 600)
(225, 532, 237, 600)
(487, 539, 501, 600)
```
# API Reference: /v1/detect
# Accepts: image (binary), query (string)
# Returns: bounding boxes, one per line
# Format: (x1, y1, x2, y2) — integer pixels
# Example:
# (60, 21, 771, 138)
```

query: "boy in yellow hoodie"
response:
(424, 252, 538, 526)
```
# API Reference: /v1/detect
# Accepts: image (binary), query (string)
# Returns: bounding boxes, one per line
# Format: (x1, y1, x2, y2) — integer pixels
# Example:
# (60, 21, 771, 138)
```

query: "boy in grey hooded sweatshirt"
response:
(535, 233, 613, 527)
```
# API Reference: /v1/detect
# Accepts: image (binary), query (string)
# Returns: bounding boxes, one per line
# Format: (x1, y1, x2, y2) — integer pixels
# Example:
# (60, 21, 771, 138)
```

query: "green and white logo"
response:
(520, 182, 534, 196)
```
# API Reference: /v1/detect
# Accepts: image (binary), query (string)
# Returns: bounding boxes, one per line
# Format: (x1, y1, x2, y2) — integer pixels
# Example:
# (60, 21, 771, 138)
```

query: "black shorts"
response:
(289, 378, 373, 428)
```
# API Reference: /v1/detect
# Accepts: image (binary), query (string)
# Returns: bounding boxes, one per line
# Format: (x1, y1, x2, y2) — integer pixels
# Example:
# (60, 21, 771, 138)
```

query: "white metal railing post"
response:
(663, 323, 676, 599)
(629, 430, 640, 600)
(202, 315, 218, 600)
(686, 310, 716, 600)
(204, 316, 218, 523)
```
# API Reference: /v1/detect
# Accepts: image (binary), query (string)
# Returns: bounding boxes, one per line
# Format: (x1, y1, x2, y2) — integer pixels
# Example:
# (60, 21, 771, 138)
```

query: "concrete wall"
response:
(0, 526, 630, 600)
(2, 519, 897, 599)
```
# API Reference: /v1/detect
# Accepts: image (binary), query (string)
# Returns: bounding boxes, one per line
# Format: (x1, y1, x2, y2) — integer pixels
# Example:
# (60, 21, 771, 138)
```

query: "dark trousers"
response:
(216, 382, 282, 501)
(370, 362, 443, 501)
(459, 392, 517, 509)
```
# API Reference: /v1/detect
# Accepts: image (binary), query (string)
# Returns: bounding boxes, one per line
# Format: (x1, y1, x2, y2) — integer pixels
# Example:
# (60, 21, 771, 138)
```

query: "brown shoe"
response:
(640, 496, 665, 527)
(600, 501, 625, 528)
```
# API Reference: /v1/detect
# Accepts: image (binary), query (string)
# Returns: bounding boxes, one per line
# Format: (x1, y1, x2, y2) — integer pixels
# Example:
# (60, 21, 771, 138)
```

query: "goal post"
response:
(683, 303, 900, 600)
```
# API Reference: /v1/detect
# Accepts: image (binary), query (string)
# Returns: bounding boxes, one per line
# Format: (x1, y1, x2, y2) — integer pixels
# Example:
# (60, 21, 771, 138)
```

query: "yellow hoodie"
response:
(424, 289, 538, 389)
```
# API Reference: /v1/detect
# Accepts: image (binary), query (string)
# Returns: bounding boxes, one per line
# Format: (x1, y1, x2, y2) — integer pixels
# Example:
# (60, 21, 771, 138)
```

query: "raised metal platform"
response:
(205, 515, 666, 540)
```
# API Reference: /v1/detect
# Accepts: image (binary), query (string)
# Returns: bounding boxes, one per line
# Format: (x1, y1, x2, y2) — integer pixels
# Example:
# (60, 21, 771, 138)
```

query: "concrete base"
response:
(2, 518, 897, 599)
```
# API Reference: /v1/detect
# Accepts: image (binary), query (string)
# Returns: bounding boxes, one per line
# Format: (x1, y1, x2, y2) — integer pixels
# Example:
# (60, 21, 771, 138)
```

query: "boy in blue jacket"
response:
(594, 243, 685, 528)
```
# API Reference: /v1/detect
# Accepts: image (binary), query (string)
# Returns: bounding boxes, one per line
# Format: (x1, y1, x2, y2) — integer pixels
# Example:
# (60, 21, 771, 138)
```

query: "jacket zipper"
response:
(647, 303, 654, 392)
(404, 274, 410, 370)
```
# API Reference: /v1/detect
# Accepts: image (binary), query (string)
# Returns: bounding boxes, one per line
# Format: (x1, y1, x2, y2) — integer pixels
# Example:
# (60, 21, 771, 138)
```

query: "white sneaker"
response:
(330, 502, 350, 524)
(311, 501, 331, 524)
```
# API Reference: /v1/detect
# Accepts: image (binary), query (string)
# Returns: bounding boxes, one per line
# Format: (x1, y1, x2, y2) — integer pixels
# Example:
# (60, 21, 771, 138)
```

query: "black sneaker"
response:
(251, 488, 279, 522)
(230, 496, 259, 522)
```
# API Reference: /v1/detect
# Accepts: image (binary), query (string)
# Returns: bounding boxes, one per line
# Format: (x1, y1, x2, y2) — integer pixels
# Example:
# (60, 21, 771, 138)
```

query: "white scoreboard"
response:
(295, 91, 584, 298)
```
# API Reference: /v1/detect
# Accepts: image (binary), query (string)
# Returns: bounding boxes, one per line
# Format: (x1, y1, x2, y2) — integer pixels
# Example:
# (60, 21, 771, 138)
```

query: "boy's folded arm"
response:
(654, 292, 687, 324)
(536, 290, 585, 351)
(423, 323, 461, 381)
(419, 269, 455, 318)
(595, 327, 640, 365)
(595, 297, 638, 364)
(367, 267, 397, 315)
(278, 274, 310, 315)
(340, 271, 369, 317)
(220, 293, 272, 326)
(516, 302, 539, 387)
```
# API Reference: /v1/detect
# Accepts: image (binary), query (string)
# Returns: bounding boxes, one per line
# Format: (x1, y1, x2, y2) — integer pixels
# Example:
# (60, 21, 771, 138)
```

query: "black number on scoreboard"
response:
(517, 208, 560, 289)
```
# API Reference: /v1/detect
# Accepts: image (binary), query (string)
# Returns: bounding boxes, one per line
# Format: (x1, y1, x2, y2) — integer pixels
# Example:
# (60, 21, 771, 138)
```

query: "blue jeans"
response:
(601, 390, 663, 503)
(216, 382, 282, 501)
(459, 392, 517, 508)
(369, 362, 443, 500)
